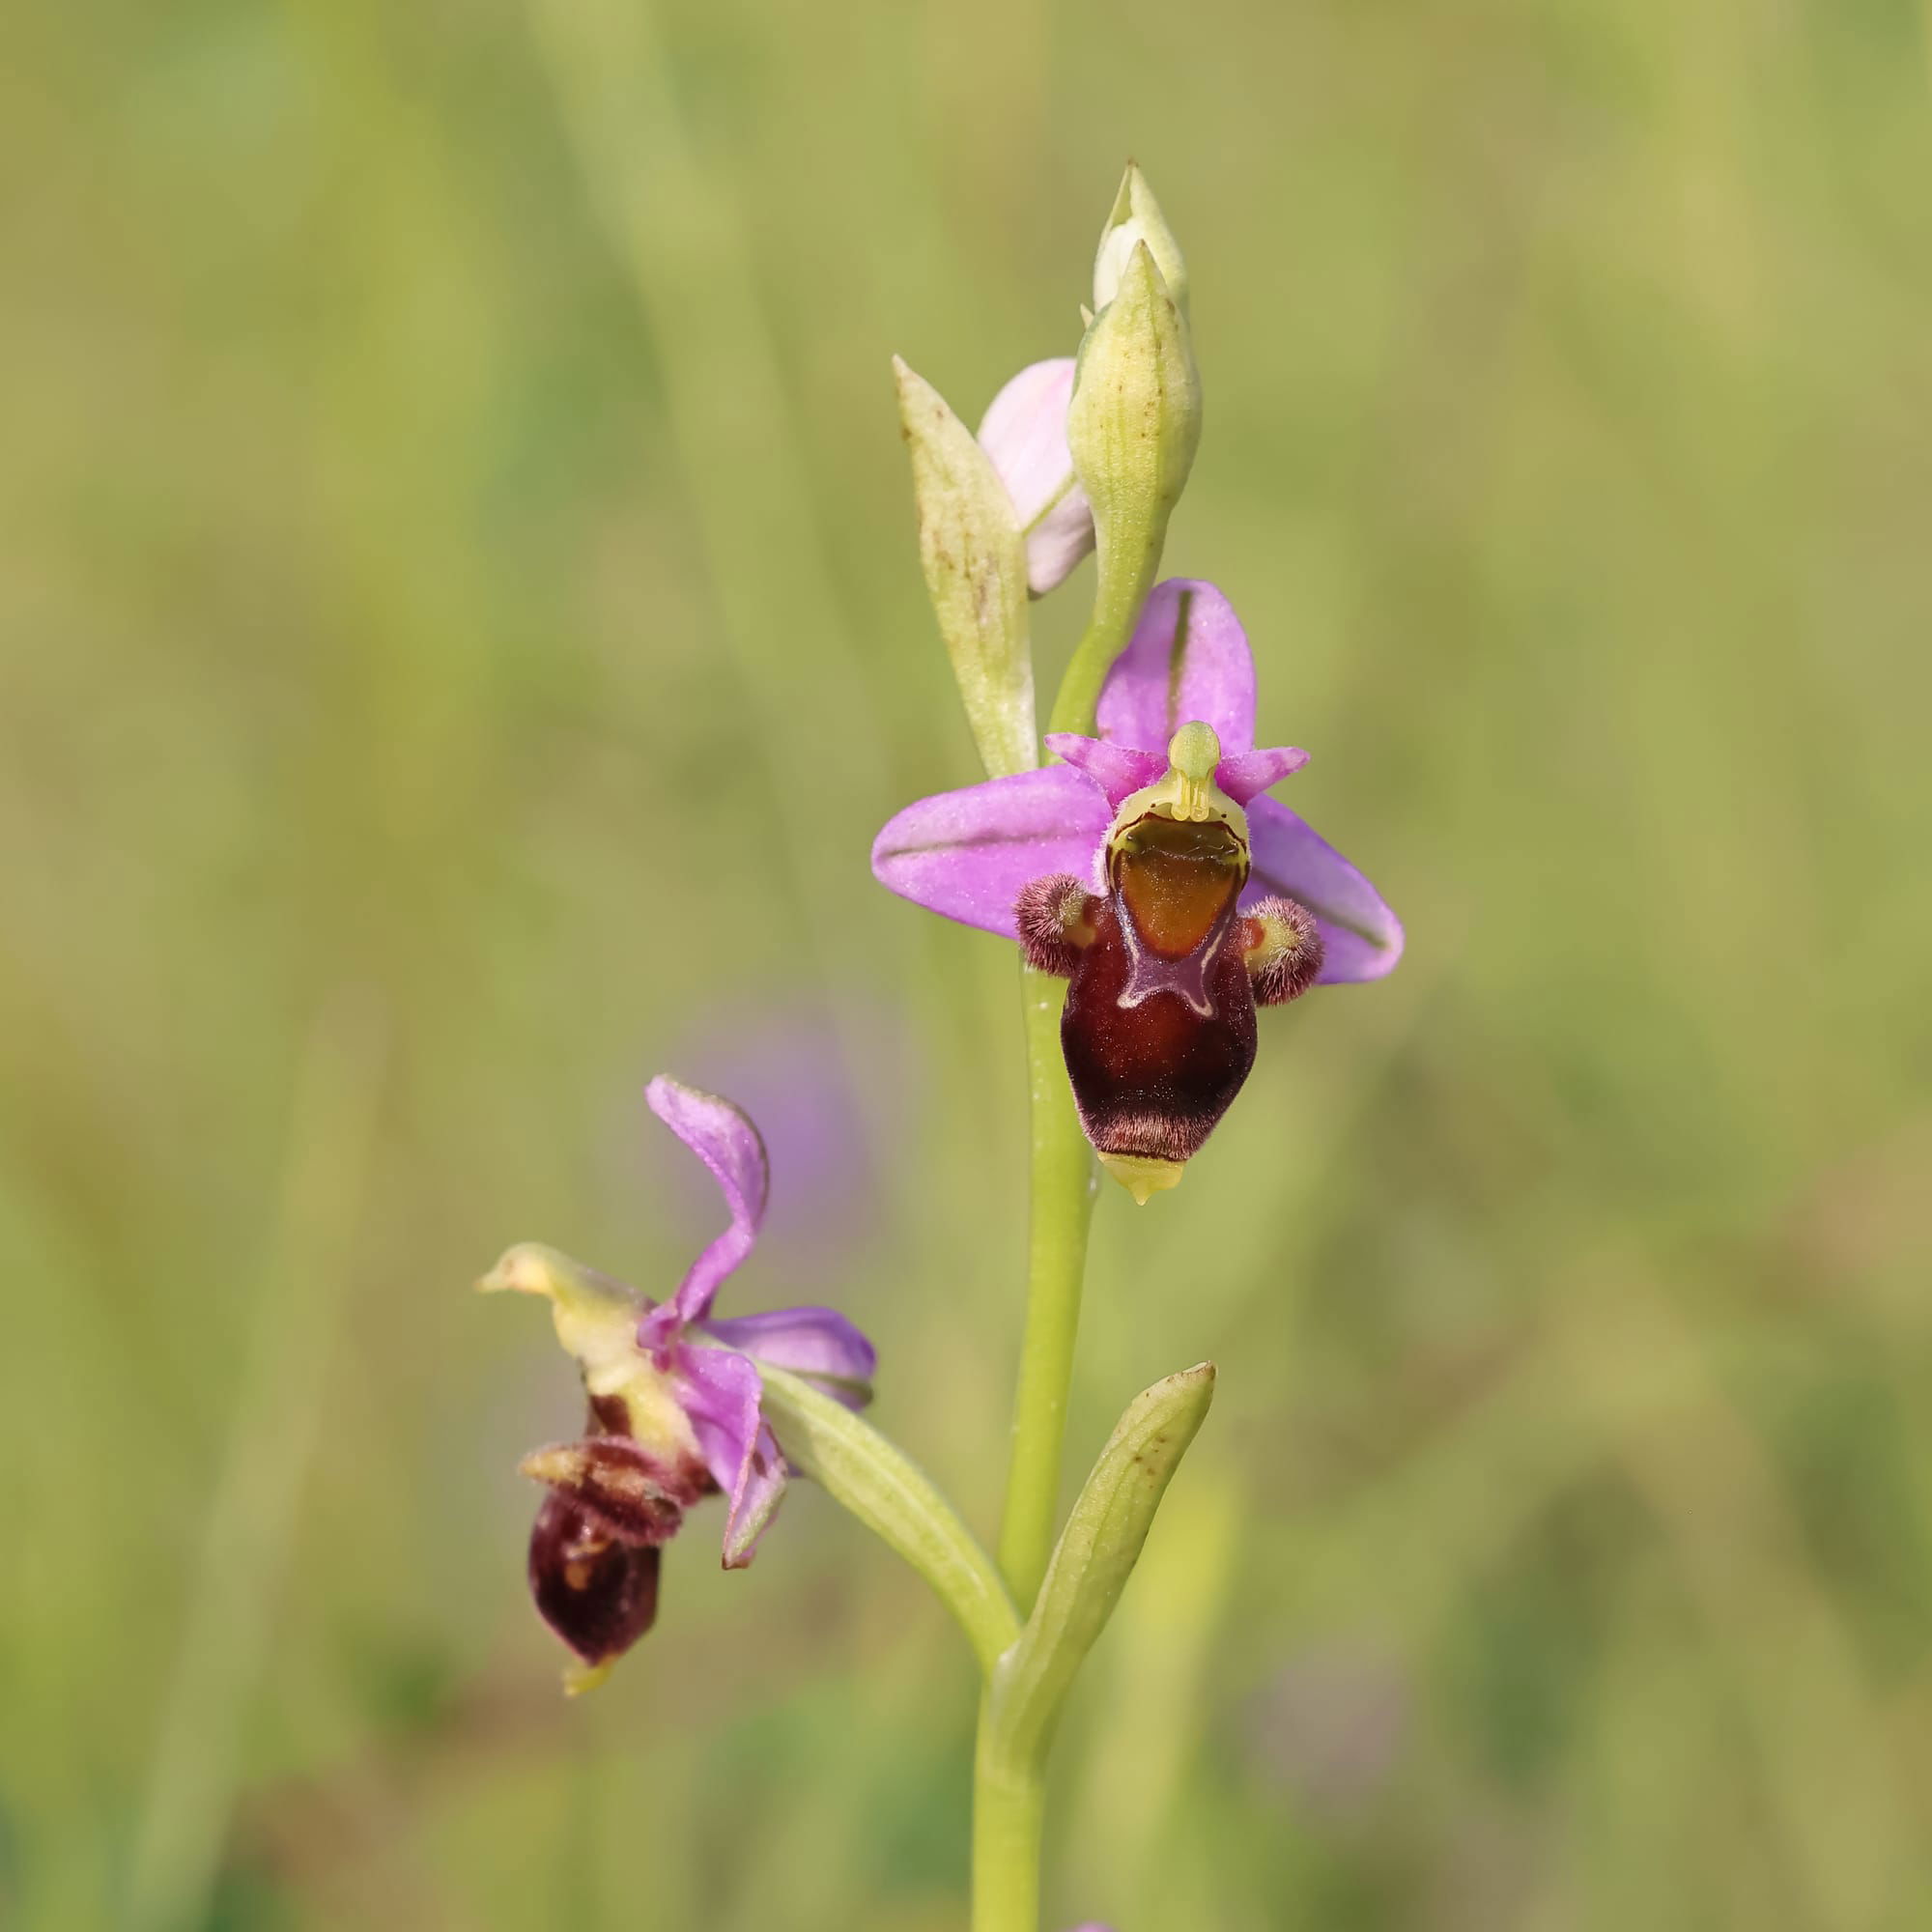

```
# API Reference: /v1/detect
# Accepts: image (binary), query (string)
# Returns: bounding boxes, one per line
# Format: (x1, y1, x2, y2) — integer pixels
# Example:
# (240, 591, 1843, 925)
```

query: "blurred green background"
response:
(6, 0, 1931, 1925)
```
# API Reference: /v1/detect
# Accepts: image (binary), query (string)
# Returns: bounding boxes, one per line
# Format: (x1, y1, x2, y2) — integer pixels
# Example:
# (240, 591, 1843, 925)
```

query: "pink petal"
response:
(642, 1076, 769, 1332)
(871, 767, 1111, 939)
(1217, 745, 1310, 805)
(1096, 580, 1258, 754)
(671, 1345, 788, 1570)
(702, 1303, 876, 1407)
(1042, 732, 1166, 808)
(1244, 795, 1405, 983)
(979, 358, 1094, 596)
(1049, 733, 1309, 810)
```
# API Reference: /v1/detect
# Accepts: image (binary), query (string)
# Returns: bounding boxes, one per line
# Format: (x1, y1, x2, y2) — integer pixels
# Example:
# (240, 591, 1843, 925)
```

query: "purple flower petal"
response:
(1217, 745, 1310, 805)
(1042, 732, 1166, 809)
(871, 766, 1110, 938)
(1096, 580, 1258, 754)
(703, 1304, 876, 1406)
(641, 1076, 769, 1334)
(1244, 794, 1405, 983)
(671, 1344, 788, 1569)
(979, 358, 1094, 596)
(668, 1007, 884, 1275)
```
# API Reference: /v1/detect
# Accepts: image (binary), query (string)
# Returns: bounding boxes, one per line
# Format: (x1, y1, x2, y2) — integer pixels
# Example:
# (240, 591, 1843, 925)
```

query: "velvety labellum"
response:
(528, 1491, 665, 1669)
(1061, 815, 1257, 1172)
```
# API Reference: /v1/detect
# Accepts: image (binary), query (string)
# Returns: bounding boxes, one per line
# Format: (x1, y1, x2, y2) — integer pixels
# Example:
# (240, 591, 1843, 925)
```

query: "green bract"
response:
(895, 355, 1039, 780)
(984, 1363, 1217, 1766)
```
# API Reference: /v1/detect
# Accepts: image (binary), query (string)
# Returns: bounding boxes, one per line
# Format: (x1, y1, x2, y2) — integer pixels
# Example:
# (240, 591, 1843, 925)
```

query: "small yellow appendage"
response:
(1166, 722, 1222, 822)
(1098, 1151, 1186, 1206)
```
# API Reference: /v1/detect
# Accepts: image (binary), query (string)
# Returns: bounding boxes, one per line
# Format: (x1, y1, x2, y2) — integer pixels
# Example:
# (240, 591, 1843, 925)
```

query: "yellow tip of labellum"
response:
(563, 1659, 615, 1698)
(1099, 1151, 1186, 1206)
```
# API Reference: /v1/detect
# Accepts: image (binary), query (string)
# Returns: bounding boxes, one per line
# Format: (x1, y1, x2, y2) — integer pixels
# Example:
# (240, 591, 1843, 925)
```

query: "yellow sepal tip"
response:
(476, 1242, 562, 1297)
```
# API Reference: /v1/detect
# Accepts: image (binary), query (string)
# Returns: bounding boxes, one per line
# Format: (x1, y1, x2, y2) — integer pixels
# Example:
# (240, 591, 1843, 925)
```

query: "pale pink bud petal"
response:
(978, 358, 1094, 597)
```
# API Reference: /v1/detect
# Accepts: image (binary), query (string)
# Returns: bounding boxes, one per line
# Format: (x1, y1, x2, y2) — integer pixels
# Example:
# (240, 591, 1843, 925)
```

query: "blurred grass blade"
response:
(987, 1363, 1214, 1769)
(125, 992, 387, 1932)
(526, 0, 888, 847)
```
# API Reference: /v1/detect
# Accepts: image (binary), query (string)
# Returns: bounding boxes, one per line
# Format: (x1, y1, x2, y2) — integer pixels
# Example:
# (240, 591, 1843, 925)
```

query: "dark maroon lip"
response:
(1058, 895, 1260, 1167)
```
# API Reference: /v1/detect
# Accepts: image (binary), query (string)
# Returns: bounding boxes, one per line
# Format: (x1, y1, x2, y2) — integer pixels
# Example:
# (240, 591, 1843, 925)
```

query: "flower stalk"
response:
(996, 968, 1100, 1609)
(972, 1715, 1047, 1932)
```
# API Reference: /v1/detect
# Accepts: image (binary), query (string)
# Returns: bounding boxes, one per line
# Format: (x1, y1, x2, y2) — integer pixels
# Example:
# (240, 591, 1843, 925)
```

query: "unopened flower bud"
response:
(1065, 244, 1202, 691)
(978, 358, 1094, 597)
(1093, 161, 1188, 316)
(895, 355, 1038, 779)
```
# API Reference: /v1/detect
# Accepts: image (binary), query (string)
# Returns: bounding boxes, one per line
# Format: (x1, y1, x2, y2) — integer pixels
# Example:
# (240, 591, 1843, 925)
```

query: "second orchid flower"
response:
(481, 1076, 876, 1690)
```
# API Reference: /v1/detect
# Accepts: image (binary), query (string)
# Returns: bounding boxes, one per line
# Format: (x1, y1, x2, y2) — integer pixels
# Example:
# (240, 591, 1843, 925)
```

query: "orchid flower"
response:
(480, 1076, 875, 1690)
(872, 579, 1403, 1199)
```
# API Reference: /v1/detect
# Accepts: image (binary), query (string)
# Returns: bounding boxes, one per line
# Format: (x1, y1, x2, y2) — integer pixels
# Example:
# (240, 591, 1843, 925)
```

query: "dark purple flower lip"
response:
(528, 1492, 662, 1687)
(482, 1076, 877, 1689)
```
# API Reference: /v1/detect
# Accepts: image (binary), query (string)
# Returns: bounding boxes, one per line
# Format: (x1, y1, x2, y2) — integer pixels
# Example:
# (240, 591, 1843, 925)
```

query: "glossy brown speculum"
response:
(1111, 816, 1246, 958)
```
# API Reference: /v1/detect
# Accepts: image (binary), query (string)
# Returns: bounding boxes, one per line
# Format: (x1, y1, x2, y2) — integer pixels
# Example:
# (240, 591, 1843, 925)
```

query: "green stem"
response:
(1045, 547, 1158, 737)
(969, 590, 1141, 1931)
(996, 968, 1099, 1607)
(972, 1700, 1045, 1932)
(971, 968, 1095, 1932)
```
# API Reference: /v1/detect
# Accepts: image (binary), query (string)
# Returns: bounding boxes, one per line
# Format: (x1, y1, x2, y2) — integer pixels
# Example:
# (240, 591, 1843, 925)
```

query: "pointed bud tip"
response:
(1099, 1151, 1186, 1205)
(1123, 238, 1165, 298)
(1094, 166, 1187, 314)
(892, 354, 938, 424)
